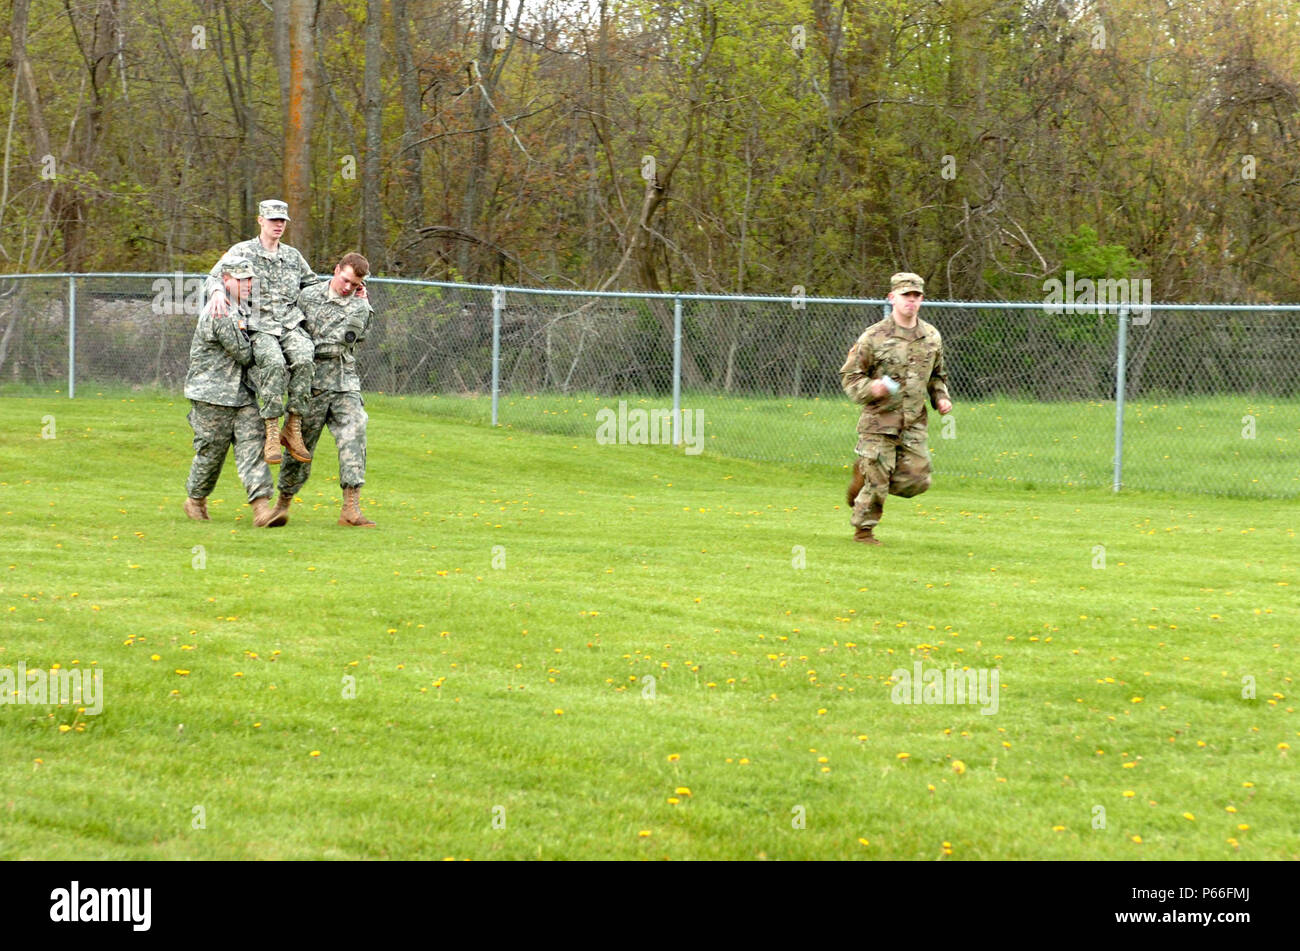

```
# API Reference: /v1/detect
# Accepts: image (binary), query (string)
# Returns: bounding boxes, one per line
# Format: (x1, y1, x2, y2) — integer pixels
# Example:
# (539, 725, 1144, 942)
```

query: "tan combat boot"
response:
(250, 496, 277, 527)
(854, 527, 881, 546)
(263, 418, 283, 465)
(280, 413, 312, 463)
(183, 497, 209, 520)
(267, 492, 293, 527)
(338, 486, 376, 527)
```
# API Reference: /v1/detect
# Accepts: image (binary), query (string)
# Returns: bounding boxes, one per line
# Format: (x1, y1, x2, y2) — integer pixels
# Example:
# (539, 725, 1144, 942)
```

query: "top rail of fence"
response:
(6, 272, 1300, 311)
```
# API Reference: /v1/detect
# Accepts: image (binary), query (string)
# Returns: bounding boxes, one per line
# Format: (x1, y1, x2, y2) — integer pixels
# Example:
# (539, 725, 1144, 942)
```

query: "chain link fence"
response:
(1, 273, 1296, 498)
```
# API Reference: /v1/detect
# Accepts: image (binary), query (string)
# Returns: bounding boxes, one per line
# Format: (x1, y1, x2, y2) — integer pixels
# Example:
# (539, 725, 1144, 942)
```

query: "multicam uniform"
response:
(183, 293, 273, 503)
(277, 281, 373, 498)
(208, 238, 320, 419)
(840, 315, 950, 531)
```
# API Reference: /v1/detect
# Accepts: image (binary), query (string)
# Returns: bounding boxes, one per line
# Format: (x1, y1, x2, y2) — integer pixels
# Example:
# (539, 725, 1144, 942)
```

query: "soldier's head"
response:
(330, 252, 370, 297)
(887, 272, 924, 321)
(220, 257, 255, 302)
(257, 199, 290, 244)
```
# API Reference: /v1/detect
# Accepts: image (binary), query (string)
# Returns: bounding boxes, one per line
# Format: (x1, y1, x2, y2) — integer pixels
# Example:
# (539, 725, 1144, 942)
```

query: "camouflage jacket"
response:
(298, 282, 373, 393)
(183, 293, 256, 407)
(839, 316, 950, 435)
(207, 238, 319, 336)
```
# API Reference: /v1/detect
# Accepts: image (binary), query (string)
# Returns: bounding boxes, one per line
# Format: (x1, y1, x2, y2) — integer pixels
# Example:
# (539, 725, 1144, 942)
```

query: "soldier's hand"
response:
(355, 284, 368, 300)
(937, 398, 952, 414)
(868, 379, 889, 400)
(210, 293, 230, 318)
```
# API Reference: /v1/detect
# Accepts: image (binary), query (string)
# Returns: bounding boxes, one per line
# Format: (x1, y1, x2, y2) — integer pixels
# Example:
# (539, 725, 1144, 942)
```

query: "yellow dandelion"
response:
(738, 758, 750, 765)
(1052, 825, 1065, 832)
(1227, 837, 1239, 849)
(637, 830, 651, 838)
(858, 838, 870, 847)
(897, 752, 910, 760)
(175, 669, 190, 676)
(309, 750, 321, 757)
(1237, 823, 1250, 831)
(1182, 812, 1195, 821)
(58, 725, 71, 733)
(553, 709, 564, 715)
(1123, 791, 1135, 798)
(150, 654, 160, 662)
(667, 797, 680, 805)
(817, 708, 827, 716)
(667, 753, 680, 762)
(1130, 835, 1142, 844)
(952, 761, 966, 774)
(675, 786, 691, 797)
(1278, 743, 1290, 751)
(1225, 805, 1237, 813)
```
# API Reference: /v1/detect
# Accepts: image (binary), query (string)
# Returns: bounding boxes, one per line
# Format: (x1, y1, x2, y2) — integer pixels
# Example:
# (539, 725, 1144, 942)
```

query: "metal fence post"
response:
(1113, 305, 1129, 493)
(672, 296, 682, 446)
(67, 275, 76, 399)
(491, 286, 503, 426)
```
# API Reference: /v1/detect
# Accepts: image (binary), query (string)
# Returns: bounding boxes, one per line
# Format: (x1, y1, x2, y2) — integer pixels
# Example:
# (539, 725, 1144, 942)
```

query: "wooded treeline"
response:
(5, 0, 1300, 301)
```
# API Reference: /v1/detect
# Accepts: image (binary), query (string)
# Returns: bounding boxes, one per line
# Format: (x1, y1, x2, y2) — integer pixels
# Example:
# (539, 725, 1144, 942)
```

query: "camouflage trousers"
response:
(250, 327, 314, 419)
(278, 391, 368, 497)
(185, 400, 273, 503)
(849, 424, 932, 529)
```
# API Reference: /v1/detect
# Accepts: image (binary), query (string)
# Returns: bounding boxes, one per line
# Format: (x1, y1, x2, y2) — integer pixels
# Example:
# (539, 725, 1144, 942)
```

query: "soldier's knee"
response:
(891, 473, 931, 498)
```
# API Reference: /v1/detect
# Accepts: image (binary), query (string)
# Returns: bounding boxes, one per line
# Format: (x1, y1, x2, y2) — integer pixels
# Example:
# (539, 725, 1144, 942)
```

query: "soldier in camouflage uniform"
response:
(207, 199, 321, 467)
(183, 257, 285, 527)
(270, 252, 377, 527)
(840, 272, 953, 545)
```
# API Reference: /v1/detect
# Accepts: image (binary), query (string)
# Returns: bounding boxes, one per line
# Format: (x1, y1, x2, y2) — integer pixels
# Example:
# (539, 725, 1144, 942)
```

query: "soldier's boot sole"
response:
(280, 413, 313, 463)
(250, 497, 278, 528)
(267, 493, 292, 528)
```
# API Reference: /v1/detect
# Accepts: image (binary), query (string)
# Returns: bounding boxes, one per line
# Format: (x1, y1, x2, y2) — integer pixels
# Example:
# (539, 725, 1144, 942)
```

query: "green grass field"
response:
(415, 391, 1300, 498)
(0, 393, 1296, 859)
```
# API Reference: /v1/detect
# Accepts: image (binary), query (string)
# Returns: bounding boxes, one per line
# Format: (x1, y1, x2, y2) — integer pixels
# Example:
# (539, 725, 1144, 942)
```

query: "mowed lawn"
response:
(0, 393, 1296, 860)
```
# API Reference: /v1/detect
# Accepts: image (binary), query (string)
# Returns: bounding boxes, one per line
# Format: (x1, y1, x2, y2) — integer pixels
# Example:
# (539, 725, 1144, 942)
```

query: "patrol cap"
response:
(890, 272, 924, 294)
(258, 199, 290, 221)
(221, 256, 256, 279)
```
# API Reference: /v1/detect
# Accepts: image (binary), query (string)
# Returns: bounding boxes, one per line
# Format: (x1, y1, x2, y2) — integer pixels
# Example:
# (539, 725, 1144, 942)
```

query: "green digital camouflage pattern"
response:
(249, 326, 315, 418)
(183, 294, 256, 407)
(297, 281, 372, 393)
(208, 237, 319, 336)
(185, 400, 273, 502)
(277, 392, 368, 496)
(840, 315, 949, 529)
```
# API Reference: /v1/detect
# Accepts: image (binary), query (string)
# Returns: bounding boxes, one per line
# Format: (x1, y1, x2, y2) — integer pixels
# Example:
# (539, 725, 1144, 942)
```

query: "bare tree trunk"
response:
(361, 0, 384, 264)
(393, 0, 424, 271)
(274, 0, 318, 263)
(459, 0, 500, 281)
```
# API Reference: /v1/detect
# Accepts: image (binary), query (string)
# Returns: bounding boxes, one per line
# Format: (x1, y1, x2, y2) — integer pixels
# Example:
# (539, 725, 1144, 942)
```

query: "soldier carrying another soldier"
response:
(268, 252, 377, 528)
(840, 272, 953, 545)
(182, 256, 285, 527)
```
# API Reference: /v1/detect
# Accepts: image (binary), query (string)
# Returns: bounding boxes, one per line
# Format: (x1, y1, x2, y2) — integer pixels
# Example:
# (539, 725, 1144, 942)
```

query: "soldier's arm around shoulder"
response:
(926, 327, 951, 408)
